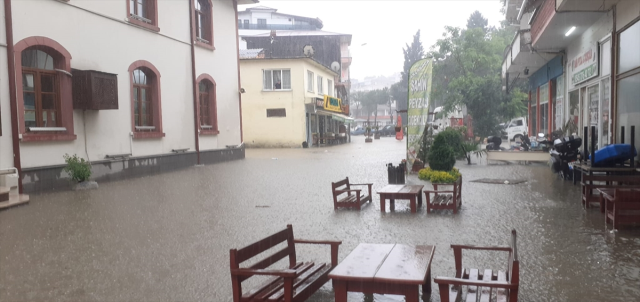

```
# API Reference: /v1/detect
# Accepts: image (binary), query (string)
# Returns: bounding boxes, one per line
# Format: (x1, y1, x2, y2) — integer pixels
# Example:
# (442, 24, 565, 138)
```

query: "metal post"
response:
(631, 126, 636, 168)
(583, 126, 588, 164)
(591, 126, 596, 166)
(621, 126, 625, 144)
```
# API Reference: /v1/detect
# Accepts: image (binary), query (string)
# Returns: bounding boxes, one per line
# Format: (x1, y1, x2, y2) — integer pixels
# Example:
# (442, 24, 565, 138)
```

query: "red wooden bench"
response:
(581, 174, 640, 208)
(435, 229, 519, 302)
(604, 189, 640, 229)
(424, 176, 462, 214)
(230, 225, 341, 302)
(331, 177, 373, 210)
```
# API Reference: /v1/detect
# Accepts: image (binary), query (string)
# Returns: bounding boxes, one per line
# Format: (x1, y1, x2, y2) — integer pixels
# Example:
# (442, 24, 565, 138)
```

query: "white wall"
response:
(0, 2, 12, 169)
(5, 0, 241, 168)
(566, 12, 613, 91)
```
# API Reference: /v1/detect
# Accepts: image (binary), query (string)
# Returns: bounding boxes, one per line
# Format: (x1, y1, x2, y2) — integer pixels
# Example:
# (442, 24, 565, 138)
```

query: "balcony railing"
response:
(239, 23, 318, 30)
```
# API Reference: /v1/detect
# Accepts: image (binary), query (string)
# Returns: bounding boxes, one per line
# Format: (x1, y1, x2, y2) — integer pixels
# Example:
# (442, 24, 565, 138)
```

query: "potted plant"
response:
(374, 126, 381, 139)
(418, 132, 461, 183)
(365, 126, 373, 143)
(63, 154, 97, 191)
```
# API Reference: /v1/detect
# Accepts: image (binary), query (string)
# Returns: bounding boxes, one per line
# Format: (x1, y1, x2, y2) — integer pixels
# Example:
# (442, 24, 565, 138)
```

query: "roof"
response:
(240, 55, 338, 76)
(239, 48, 264, 59)
(237, 0, 259, 5)
(244, 5, 276, 11)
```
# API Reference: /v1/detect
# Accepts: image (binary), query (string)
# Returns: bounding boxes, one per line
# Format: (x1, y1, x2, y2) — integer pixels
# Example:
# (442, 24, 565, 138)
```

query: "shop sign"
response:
(322, 95, 343, 113)
(570, 46, 598, 85)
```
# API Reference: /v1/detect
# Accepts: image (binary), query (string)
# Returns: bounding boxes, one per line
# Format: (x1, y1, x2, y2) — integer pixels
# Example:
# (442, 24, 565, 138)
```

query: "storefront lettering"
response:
(570, 46, 598, 85)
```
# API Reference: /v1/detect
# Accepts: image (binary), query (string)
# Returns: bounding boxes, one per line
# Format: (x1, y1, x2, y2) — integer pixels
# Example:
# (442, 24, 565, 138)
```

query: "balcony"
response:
(503, 31, 555, 80)
(238, 23, 318, 31)
(556, 0, 619, 12)
(341, 56, 352, 67)
(505, 0, 525, 22)
(530, 0, 605, 51)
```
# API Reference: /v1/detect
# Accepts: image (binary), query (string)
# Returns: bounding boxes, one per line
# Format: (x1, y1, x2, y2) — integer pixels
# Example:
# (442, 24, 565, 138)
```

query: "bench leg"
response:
(380, 196, 386, 213)
(425, 192, 431, 213)
(405, 286, 420, 302)
(410, 196, 417, 213)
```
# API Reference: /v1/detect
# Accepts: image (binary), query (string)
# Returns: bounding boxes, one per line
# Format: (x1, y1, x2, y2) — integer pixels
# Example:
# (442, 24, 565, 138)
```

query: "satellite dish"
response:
(303, 45, 315, 57)
(331, 61, 340, 72)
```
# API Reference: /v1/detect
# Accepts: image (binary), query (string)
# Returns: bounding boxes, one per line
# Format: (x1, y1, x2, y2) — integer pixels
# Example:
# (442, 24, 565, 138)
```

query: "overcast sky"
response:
(245, 0, 506, 80)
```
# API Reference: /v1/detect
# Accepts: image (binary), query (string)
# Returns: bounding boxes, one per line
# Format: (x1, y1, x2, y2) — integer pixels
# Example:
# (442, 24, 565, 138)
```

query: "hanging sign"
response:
(322, 95, 342, 113)
(570, 46, 598, 85)
(406, 58, 433, 168)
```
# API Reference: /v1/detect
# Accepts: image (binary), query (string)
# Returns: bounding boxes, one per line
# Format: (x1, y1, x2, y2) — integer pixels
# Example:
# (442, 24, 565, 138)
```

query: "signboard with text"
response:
(570, 46, 598, 85)
(322, 95, 343, 113)
(406, 58, 433, 168)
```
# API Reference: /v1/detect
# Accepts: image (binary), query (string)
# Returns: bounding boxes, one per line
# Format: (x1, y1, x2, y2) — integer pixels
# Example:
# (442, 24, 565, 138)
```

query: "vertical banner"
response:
(406, 58, 433, 168)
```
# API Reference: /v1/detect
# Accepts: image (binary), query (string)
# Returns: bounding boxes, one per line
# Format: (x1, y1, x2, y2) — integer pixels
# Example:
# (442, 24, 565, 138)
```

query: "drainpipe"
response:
(234, 0, 244, 143)
(188, 0, 201, 165)
(4, 0, 23, 194)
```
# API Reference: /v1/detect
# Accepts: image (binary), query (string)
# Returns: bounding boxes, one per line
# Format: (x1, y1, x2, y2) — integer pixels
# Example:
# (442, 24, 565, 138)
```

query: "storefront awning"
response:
(331, 113, 355, 124)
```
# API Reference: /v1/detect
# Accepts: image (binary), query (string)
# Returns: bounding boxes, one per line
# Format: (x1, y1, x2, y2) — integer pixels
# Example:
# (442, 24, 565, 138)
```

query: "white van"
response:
(505, 117, 528, 141)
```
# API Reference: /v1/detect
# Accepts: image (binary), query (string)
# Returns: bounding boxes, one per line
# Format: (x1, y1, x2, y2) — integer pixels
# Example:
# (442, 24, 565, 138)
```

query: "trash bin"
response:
(387, 163, 406, 184)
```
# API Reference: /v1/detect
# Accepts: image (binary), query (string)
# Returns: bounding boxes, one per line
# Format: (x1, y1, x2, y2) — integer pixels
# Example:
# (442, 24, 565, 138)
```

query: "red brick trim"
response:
(128, 60, 164, 139)
(196, 73, 218, 135)
(191, 0, 215, 50)
(14, 36, 76, 142)
(126, 0, 160, 32)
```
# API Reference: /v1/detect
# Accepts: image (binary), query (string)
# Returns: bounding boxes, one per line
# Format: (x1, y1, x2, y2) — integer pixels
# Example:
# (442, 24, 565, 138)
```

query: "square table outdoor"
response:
(328, 243, 435, 302)
(377, 184, 424, 213)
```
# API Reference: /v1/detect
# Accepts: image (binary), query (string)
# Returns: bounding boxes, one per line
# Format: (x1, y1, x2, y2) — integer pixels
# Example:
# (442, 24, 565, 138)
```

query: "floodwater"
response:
(1, 137, 639, 302)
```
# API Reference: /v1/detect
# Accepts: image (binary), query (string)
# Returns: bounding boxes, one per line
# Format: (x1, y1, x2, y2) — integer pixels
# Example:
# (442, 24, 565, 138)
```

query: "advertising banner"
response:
(570, 46, 598, 85)
(323, 95, 342, 113)
(406, 58, 433, 168)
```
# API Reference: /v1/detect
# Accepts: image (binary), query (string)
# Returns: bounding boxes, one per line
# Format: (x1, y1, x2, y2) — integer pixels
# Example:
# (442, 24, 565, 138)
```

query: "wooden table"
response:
(572, 162, 639, 185)
(377, 184, 424, 213)
(598, 188, 640, 213)
(328, 243, 435, 302)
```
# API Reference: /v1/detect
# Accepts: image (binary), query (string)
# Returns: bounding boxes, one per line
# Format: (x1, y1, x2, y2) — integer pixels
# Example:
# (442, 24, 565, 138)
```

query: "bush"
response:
(428, 135, 456, 171)
(63, 154, 92, 183)
(438, 128, 465, 158)
(418, 167, 460, 183)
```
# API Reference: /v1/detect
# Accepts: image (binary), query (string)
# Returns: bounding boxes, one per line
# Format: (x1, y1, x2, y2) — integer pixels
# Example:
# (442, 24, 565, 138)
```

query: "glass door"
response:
(600, 79, 610, 147)
(588, 85, 599, 149)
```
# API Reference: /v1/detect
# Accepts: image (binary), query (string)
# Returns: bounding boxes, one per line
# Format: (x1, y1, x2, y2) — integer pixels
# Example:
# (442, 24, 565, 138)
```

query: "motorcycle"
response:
(486, 136, 503, 151)
(548, 135, 582, 180)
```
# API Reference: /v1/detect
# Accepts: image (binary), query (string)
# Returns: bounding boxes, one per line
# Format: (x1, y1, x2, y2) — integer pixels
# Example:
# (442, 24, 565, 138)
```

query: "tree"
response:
(349, 90, 367, 118)
(360, 88, 389, 127)
(466, 10, 488, 32)
(428, 12, 527, 139)
(396, 30, 425, 125)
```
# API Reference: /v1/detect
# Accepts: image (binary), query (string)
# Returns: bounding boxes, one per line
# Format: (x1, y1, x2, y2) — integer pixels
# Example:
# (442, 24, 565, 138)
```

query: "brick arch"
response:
(128, 60, 164, 139)
(14, 36, 75, 140)
(196, 73, 218, 135)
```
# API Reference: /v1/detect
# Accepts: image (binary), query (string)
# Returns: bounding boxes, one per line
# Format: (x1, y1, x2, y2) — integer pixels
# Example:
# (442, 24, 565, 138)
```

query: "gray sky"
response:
(246, 0, 505, 80)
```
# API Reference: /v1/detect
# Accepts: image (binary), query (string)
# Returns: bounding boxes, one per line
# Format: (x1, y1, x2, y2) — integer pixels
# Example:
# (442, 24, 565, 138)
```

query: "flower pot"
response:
(395, 126, 401, 132)
(365, 137, 373, 143)
(411, 160, 425, 172)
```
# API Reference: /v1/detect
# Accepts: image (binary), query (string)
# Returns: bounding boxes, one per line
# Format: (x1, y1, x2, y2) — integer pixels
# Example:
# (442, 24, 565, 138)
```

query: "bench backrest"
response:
(331, 177, 350, 193)
(230, 225, 296, 284)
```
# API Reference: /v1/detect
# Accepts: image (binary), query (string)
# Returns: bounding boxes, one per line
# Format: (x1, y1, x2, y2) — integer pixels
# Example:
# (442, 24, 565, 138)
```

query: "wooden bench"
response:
(424, 176, 462, 214)
(229, 225, 341, 302)
(581, 174, 640, 208)
(331, 177, 373, 210)
(435, 229, 519, 302)
(604, 189, 640, 229)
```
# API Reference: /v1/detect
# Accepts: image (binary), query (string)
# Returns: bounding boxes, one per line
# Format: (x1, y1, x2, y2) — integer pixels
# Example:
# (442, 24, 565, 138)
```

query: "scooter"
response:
(486, 136, 503, 151)
(548, 135, 582, 180)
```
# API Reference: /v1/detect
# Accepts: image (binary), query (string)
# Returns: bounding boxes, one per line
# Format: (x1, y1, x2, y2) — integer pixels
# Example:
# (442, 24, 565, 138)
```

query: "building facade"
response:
(503, 0, 640, 159)
(0, 0, 254, 194)
(240, 55, 352, 148)
(237, 5, 323, 43)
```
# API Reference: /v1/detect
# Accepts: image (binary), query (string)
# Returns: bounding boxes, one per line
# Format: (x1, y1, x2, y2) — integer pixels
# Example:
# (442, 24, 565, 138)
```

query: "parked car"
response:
(378, 125, 396, 136)
(351, 127, 366, 135)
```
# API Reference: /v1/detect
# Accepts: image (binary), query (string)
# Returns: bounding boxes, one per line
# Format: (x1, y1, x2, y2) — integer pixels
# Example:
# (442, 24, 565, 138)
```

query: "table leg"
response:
(418, 192, 423, 207)
(390, 199, 395, 211)
(333, 280, 348, 302)
(380, 195, 386, 213)
(405, 286, 420, 302)
(422, 266, 432, 294)
(410, 196, 417, 213)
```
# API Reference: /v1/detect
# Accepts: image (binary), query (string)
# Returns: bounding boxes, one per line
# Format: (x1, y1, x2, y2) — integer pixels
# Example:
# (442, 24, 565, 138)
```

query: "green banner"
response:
(406, 58, 433, 168)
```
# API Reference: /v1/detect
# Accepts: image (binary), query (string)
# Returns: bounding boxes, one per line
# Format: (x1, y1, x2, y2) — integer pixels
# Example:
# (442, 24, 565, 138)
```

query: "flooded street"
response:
(1, 138, 639, 302)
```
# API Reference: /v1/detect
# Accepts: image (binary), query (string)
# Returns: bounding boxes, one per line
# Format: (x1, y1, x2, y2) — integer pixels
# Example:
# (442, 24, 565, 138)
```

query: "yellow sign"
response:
(323, 95, 342, 113)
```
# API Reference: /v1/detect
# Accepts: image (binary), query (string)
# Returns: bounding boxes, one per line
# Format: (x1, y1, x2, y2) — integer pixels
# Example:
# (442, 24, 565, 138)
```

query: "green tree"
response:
(429, 12, 527, 139)
(360, 88, 390, 126)
(466, 10, 488, 32)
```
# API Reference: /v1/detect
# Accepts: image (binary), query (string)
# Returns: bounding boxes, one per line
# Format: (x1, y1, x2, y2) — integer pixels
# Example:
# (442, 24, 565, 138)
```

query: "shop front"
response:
(528, 56, 564, 138)
(306, 95, 353, 147)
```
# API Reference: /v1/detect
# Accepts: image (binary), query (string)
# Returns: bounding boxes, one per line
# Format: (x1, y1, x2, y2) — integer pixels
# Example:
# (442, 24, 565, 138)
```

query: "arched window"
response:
(197, 75, 218, 135)
(194, 0, 213, 49)
(129, 61, 163, 139)
(22, 48, 59, 128)
(133, 69, 152, 127)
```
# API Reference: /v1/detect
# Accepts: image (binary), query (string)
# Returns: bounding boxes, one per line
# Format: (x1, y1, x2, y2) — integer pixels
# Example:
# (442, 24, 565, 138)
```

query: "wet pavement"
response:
(1, 137, 640, 302)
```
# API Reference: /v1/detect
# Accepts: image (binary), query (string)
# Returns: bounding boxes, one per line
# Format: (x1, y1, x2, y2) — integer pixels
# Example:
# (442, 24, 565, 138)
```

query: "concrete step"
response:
(0, 192, 29, 210)
(0, 186, 9, 202)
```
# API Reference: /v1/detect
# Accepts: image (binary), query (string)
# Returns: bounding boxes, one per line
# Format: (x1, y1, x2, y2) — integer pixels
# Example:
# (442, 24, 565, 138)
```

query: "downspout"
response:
(234, 0, 244, 143)
(188, 0, 200, 165)
(4, 0, 23, 193)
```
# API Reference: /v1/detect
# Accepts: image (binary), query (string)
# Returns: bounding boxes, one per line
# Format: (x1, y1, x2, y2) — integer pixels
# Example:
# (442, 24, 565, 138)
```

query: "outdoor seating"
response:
(229, 224, 341, 302)
(581, 174, 640, 208)
(435, 229, 519, 302)
(331, 177, 373, 210)
(424, 176, 462, 214)
(604, 189, 640, 229)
